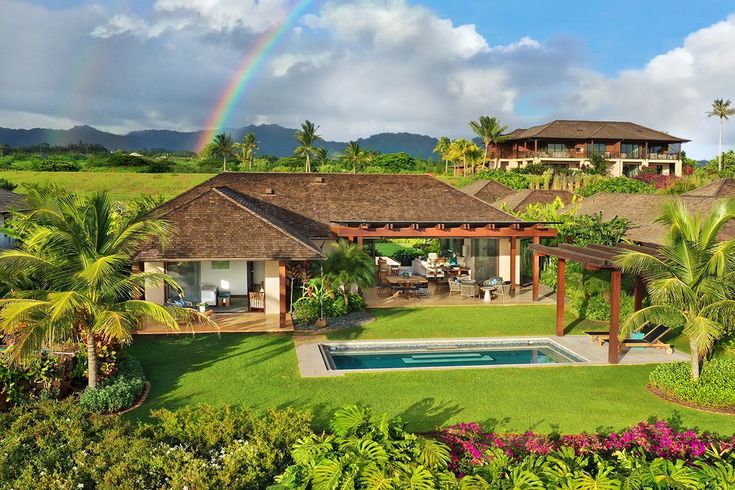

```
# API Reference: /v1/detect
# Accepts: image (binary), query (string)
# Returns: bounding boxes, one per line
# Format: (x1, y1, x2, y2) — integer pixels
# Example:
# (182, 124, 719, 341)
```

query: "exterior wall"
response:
(252, 261, 265, 291)
(200, 260, 248, 295)
(263, 260, 281, 315)
(144, 261, 166, 305)
(497, 238, 520, 283)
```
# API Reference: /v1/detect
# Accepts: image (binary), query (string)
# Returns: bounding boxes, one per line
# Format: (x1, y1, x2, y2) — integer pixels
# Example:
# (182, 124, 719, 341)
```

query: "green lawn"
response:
(374, 241, 413, 257)
(0, 170, 213, 201)
(130, 305, 735, 435)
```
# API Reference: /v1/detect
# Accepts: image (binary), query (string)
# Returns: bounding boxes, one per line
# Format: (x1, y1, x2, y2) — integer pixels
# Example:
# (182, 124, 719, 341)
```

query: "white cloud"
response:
(92, 14, 149, 38)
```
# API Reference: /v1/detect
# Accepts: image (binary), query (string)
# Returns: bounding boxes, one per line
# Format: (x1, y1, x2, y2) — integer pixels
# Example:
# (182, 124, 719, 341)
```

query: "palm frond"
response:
(620, 305, 684, 338)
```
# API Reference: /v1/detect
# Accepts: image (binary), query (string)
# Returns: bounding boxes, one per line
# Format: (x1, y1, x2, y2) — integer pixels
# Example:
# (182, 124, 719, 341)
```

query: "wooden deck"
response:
(364, 282, 556, 308)
(136, 312, 293, 334)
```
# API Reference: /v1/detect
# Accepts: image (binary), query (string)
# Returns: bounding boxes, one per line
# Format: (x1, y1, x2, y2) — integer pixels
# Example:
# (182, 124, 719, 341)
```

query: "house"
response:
(488, 120, 689, 177)
(137, 173, 555, 327)
(460, 179, 515, 204)
(493, 189, 575, 213)
(0, 189, 25, 249)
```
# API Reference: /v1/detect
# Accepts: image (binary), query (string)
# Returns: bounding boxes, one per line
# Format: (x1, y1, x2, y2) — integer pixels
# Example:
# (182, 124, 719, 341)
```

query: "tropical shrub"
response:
(37, 157, 80, 172)
(0, 353, 62, 409)
(649, 359, 735, 408)
(0, 178, 16, 191)
(367, 152, 417, 172)
(577, 176, 653, 197)
(273, 405, 454, 489)
(475, 169, 529, 189)
(633, 169, 677, 189)
(78, 356, 145, 413)
(390, 247, 423, 265)
(0, 401, 311, 489)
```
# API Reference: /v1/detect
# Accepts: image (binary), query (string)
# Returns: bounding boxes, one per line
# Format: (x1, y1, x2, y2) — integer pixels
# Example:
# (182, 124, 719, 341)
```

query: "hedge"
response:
(649, 359, 735, 408)
(78, 356, 145, 413)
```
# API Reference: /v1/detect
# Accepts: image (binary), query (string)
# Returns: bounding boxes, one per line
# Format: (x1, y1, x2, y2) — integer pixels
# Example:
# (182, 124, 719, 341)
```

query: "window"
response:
(165, 262, 201, 302)
(470, 239, 499, 280)
(211, 261, 231, 270)
(586, 143, 607, 155)
(621, 143, 641, 158)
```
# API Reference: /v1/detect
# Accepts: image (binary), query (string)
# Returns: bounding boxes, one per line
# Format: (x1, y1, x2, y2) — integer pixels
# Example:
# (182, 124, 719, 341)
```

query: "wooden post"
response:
(509, 236, 517, 296)
(532, 236, 540, 302)
(356, 236, 363, 248)
(556, 258, 566, 336)
(609, 270, 621, 364)
(633, 275, 644, 311)
(279, 261, 287, 329)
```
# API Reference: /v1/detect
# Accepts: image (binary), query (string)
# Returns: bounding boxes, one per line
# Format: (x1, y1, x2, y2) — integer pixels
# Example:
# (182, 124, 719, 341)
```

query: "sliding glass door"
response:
(471, 239, 499, 281)
(165, 261, 201, 303)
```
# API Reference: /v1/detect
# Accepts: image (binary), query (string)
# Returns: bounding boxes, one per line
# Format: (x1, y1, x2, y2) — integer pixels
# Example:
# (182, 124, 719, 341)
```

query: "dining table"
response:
(384, 275, 429, 298)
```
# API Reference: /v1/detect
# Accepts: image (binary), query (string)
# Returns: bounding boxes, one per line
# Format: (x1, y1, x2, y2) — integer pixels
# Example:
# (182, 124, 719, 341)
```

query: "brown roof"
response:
(683, 179, 735, 198)
(575, 193, 735, 244)
(138, 188, 324, 261)
(504, 120, 688, 143)
(461, 179, 515, 204)
(141, 173, 519, 260)
(494, 189, 575, 213)
(0, 189, 26, 214)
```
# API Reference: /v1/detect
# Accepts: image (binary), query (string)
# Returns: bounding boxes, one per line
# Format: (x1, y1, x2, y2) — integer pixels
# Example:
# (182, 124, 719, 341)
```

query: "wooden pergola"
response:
(331, 220, 556, 292)
(528, 242, 655, 364)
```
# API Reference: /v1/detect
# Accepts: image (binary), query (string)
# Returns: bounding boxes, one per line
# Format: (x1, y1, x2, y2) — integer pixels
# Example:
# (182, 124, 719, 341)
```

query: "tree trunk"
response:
(223, 155, 227, 172)
(250, 153, 254, 171)
(444, 159, 448, 174)
(86, 331, 98, 389)
(719, 118, 724, 172)
(306, 154, 311, 173)
(690, 340, 700, 380)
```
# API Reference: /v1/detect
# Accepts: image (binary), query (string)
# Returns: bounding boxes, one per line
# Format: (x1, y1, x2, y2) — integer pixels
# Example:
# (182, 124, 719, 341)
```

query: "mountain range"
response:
(0, 124, 441, 159)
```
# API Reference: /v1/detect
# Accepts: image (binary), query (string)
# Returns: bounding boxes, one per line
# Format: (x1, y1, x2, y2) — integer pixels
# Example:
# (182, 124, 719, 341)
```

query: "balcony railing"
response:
(490, 150, 681, 161)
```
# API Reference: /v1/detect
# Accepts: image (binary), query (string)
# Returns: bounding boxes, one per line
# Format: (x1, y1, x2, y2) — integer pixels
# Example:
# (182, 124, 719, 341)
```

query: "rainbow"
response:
(195, 0, 315, 153)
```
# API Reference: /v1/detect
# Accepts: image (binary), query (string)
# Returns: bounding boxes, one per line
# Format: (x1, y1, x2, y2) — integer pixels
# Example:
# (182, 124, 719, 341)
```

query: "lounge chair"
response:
(586, 325, 674, 355)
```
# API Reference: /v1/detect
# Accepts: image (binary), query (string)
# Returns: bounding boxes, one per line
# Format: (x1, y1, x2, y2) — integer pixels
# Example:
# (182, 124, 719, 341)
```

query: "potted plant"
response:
(196, 302, 208, 313)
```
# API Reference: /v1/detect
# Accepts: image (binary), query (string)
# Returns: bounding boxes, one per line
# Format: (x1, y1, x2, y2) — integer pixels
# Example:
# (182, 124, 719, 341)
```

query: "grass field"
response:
(0, 170, 213, 201)
(374, 241, 414, 257)
(130, 305, 735, 435)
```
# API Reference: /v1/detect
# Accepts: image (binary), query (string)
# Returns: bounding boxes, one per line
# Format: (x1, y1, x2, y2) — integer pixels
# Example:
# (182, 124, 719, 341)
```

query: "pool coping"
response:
(294, 335, 689, 378)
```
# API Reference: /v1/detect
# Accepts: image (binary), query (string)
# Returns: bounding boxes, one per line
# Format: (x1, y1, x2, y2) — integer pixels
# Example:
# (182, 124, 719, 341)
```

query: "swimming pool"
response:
(321, 339, 586, 372)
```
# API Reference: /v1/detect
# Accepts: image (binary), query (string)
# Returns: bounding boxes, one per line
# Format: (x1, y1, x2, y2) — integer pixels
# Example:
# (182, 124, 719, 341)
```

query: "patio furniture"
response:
(248, 291, 265, 311)
(414, 282, 430, 298)
(480, 286, 496, 302)
(384, 275, 428, 298)
(448, 277, 462, 296)
(218, 290, 231, 307)
(460, 282, 479, 299)
(200, 284, 218, 305)
(585, 325, 673, 355)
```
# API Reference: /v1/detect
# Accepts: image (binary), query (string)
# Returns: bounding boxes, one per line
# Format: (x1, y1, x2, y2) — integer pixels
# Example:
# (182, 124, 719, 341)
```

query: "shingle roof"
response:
(504, 120, 688, 143)
(460, 179, 515, 204)
(575, 193, 735, 245)
(494, 189, 575, 213)
(683, 179, 735, 198)
(141, 173, 520, 260)
(138, 188, 324, 261)
(0, 189, 26, 214)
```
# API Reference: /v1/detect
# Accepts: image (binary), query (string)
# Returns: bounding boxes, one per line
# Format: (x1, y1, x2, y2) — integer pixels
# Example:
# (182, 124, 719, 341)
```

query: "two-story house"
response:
(488, 120, 689, 177)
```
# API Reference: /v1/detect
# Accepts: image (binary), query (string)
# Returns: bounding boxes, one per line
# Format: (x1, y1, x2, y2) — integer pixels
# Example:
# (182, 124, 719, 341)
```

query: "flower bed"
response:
(438, 420, 735, 476)
(78, 356, 146, 413)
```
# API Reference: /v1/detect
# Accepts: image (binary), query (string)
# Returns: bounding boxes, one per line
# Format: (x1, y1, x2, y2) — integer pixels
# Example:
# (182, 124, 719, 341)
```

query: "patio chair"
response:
(448, 277, 462, 296)
(460, 282, 478, 299)
(414, 282, 430, 299)
(248, 291, 265, 311)
(586, 325, 673, 355)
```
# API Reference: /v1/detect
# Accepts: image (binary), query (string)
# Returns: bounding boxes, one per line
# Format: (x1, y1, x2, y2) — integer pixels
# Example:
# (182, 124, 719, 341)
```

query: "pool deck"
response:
(294, 335, 689, 378)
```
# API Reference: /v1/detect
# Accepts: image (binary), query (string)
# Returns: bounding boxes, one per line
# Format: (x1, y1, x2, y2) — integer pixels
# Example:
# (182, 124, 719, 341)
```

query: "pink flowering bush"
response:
(633, 171, 678, 190)
(438, 420, 735, 475)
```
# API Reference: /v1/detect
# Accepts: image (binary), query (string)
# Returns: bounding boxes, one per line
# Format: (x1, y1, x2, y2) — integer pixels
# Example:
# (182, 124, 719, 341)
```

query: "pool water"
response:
(324, 340, 583, 371)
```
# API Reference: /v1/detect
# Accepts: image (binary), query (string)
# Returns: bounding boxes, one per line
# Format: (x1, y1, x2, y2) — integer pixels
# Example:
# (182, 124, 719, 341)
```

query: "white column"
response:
(264, 260, 281, 315)
(144, 261, 166, 304)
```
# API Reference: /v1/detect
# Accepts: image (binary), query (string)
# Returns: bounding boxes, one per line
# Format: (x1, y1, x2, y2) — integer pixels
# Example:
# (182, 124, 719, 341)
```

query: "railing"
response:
(492, 150, 681, 161)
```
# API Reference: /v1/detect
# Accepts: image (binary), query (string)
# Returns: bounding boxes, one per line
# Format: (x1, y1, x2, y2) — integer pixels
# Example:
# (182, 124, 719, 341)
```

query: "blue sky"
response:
(1, 0, 734, 158)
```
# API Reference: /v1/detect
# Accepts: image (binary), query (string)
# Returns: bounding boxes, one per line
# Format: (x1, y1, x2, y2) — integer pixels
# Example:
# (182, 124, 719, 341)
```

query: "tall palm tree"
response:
(468, 116, 508, 169)
(342, 141, 366, 173)
(294, 120, 322, 173)
(433, 136, 451, 174)
(707, 99, 735, 172)
(322, 240, 374, 304)
(0, 186, 207, 388)
(447, 138, 481, 176)
(210, 132, 235, 172)
(615, 198, 735, 380)
(234, 132, 259, 171)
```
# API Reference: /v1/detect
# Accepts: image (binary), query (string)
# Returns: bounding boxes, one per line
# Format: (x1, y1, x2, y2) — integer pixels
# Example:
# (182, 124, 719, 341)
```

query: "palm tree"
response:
(0, 186, 207, 388)
(234, 132, 259, 171)
(615, 198, 735, 380)
(433, 136, 451, 174)
(469, 116, 508, 169)
(294, 120, 322, 173)
(210, 132, 235, 172)
(447, 138, 481, 176)
(342, 141, 366, 173)
(707, 99, 735, 172)
(321, 240, 374, 304)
